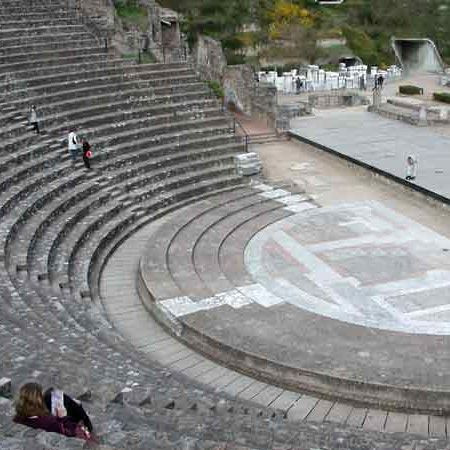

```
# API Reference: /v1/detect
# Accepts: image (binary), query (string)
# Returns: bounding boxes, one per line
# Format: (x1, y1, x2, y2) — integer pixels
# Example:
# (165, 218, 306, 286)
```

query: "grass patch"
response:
(433, 92, 450, 104)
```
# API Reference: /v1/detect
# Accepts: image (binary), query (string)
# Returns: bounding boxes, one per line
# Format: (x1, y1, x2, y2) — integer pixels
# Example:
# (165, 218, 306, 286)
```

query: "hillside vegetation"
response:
(156, 0, 450, 66)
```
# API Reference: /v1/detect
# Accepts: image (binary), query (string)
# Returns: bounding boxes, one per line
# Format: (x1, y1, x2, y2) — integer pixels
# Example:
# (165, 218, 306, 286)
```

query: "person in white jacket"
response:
(405, 155, 418, 181)
(29, 105, 40, 134)
(68, 129, 80, 164)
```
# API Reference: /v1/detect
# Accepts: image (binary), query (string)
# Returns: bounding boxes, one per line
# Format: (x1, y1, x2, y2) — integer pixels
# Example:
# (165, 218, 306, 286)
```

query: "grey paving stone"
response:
(346, 408, 368, 428)
(222, 375, 256, 396)
(195, 365, 231, 385)
(407, 414, 429, 435)
(324, 402, 353, 424)
(169, 353, 203, 371)
(305, 399, 334, 423)
(237, 381, 270, 401)
(384, 412, 408, 433)
(363, 409, 388, 431)
(271, 390, 302, 412)
(182, 360, 218, 378)
(212, 370, 242, 390)
(251, 385, 284, 407)
(287, 395, 319, 422)
(429, 415, 446, 438)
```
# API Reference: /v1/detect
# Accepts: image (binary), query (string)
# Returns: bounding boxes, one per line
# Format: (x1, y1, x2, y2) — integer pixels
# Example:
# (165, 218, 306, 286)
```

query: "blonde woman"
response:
(13, 382, 94, 442)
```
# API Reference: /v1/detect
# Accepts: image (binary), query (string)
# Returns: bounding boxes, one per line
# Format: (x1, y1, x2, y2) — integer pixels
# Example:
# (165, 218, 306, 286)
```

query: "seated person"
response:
(13, 382, 95, 442)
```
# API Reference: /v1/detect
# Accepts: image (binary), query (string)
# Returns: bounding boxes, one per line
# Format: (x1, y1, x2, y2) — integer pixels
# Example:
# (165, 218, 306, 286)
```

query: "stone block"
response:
(0, 378, 12, 398)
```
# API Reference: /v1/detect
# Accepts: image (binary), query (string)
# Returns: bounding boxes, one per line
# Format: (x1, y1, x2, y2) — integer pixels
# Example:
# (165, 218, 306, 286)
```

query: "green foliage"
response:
(399, 85, 423, 95)
(207, 80, 225, 99)
(158, 0, 450, 68)
(115, 0, 148, 31)
(433, 92, 450, 104)
(341, 26, 378, 66)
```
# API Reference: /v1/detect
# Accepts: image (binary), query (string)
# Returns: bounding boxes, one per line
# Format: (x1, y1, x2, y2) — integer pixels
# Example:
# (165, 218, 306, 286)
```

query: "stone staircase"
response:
(1, 1, 449, 449)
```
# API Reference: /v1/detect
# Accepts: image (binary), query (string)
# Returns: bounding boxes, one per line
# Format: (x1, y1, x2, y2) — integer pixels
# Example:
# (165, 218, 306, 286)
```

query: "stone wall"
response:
(308, 90, 369, 108)
(192, 35, 227, 82)
(74, 0, 184, 62)
(223, 64, 254, 115)
(222, 64, 280, 129)
(252, 83, 278, 128)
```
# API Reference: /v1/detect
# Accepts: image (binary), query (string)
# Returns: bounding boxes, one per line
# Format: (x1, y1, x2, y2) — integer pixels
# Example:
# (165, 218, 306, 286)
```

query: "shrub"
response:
(433, 92, 450, 104)
(115, 0, 148, 31)
(399, 85, 423, 95)
(207, 80, 224, 99)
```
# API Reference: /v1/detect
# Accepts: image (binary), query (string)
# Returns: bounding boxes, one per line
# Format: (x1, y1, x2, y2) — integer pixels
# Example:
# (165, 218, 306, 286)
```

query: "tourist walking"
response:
(29, 105, 40, 134)
(378, 74, 384, 89)
(82, 138, 93, 170)
(68, 129, 80, 165)
(13, 382, 96, 443)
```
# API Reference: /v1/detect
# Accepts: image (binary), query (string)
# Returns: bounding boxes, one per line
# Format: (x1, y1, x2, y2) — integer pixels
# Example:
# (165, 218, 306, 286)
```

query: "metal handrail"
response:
(232, 117, 249, 153)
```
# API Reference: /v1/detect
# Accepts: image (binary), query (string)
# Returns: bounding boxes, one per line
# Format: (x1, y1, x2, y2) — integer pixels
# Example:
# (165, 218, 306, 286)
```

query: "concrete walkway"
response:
(290, 110, 450, 201)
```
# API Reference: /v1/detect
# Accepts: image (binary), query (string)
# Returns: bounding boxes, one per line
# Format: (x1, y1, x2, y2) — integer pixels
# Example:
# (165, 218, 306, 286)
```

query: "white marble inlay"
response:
(252, 183, 274, 191)
(238, 284, 284, 307)
(284, 202, 317, 213)
(276, 194, 309, 205)
(244, 201, 450, 335)
(160, 290, 254, 318)
(259, 189, 290, 199)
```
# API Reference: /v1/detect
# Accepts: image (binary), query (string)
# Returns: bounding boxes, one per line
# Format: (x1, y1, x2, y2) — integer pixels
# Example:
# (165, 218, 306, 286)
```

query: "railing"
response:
(232, 117, 249, 153)
(137, 45, 188, 65)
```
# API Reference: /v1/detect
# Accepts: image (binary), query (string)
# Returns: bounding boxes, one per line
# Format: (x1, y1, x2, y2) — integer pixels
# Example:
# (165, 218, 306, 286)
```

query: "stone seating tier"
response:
(0, 91, 220, 144)
(4, 1, 448, 448)
(0, 38, 98, 55)
(0, 52, 111, 74)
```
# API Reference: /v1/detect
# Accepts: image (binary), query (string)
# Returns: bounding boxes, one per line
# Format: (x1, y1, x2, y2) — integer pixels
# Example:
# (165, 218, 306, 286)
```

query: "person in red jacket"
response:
(13, 382, 96, 443)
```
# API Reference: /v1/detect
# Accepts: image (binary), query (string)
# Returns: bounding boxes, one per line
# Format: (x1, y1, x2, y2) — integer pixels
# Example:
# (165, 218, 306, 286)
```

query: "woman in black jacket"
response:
(82, 138, 93, 170)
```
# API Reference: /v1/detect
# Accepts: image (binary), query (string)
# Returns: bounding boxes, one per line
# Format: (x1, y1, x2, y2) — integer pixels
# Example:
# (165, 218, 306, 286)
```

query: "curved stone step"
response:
(4, 80, 210, 115)
(0, 38, 97, 56)
(0, 51, 110, 74)
(8, 63, 193, 90)
(82, 175, 246, 301)
(47, 162, 238, 288)
(0, 88, 214, 142)
(0, 23, 87, 39)
(101, 199, 444, 439)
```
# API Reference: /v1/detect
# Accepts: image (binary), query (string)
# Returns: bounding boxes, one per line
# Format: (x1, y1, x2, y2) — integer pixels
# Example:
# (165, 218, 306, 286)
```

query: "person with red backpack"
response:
(82, 138, 93, 170)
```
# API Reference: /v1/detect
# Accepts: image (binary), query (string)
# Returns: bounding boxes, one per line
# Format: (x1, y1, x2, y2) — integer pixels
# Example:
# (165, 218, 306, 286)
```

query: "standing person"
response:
(405, 155, 418, 180)
(378, 74, 384, 89)
(29, 105, 40, 134)
(82, 138, 93, 170)
(68, 129, 80, 165)
(295, 77, 303, 94)
(13, 382, 95, 443)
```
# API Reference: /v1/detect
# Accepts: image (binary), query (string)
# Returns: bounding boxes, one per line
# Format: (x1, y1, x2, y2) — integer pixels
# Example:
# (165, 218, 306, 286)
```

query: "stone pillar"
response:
(418, 106, 428, 126)
(372, 88, 381, 109)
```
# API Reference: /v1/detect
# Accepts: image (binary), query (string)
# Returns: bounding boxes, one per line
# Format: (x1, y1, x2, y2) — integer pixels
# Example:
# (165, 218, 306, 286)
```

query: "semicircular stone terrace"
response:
(2, 0, 450, 447)
(139, 183, 450, 414)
